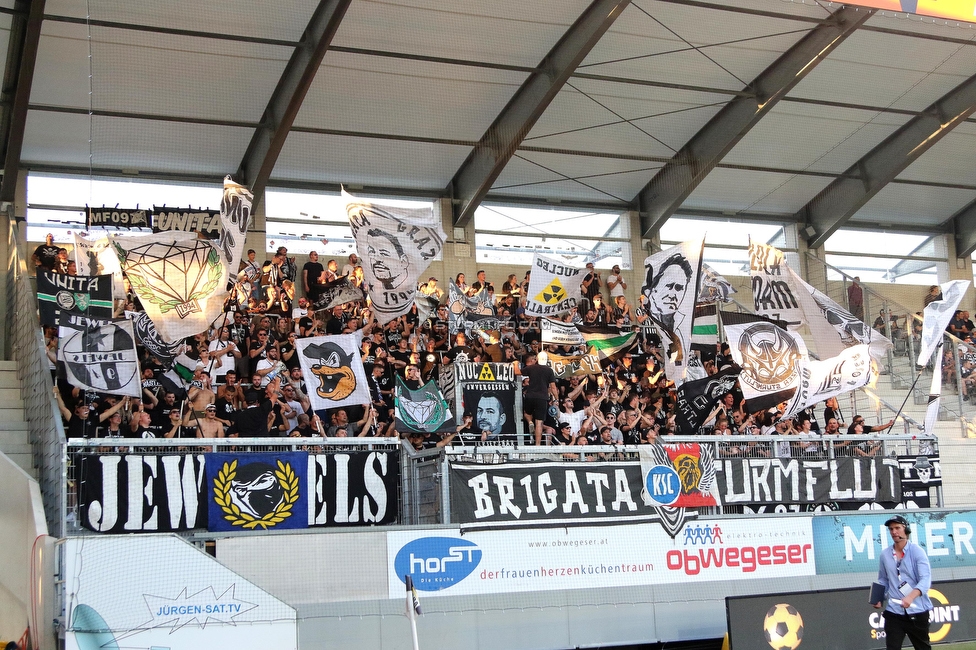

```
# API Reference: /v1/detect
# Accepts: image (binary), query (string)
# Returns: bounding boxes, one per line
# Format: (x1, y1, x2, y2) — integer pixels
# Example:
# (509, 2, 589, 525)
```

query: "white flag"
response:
(112, 178, 252, 342)
(726, 321, 807, 414)
(345, 191, 445, 325)
(73, 233, 126, 299)
(58, 316, 141, 397)
(918, 280, 970, 366)
(524, 253, 582, 317)
(640, 239, 703, 385)
(792, 344, 873, 416)
(749, 241, 803, 329)
(296, 332, 371, 411)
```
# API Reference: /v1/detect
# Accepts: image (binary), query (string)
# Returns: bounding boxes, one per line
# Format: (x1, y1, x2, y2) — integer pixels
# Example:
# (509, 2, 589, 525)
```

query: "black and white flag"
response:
(540, 317, 585, 346)
(113, 177, 252, 341)
(345, 191, 445, 325)
(448, 282, 493, 335)
(126, 310, 185, 368)
(674, 368, 740, 433)
(524, 253, 582, 317)
(37, 272, 114, 327)
(312, 275, 366, 312)
(726, 321, 806, 414)
(641, 239, 704, 385)
(58, 314, 141, 397)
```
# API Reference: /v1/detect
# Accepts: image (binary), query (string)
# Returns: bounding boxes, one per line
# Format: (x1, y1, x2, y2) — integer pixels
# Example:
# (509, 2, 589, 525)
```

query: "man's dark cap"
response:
(559, 422, 572, 429)
(885, 515, 910, 528)
(245, 391, 259, 404)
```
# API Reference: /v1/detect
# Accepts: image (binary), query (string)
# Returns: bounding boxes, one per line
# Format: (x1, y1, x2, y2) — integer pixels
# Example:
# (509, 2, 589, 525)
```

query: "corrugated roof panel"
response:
(850, 183, 976, 226)
(896, 121, 976, 187)
(332, 0, 592, 67)
(31, 21, 291, 123)
(723, 103, 908, 173)
(273, 132, 470, 189)
(22, 111, 251, 175)
(683, 167, 832, 214)
(296, 52, 527, 140)
(43, 0, 313, 43)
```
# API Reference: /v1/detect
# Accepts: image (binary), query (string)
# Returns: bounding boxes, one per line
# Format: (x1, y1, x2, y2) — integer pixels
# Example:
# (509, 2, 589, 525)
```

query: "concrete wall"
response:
(0, 452, 55, 650)
(214, 522, 976, 650)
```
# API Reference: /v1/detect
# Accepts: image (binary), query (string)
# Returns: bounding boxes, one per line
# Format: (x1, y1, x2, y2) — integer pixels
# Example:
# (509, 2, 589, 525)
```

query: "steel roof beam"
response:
(800, 72, 976, 249)
(1, 0, 44, 203)
(236, 0, 352, 210)
(447, 0, 630, 227)
(952, 200, 976, 258)
(634, 5, 870, 238)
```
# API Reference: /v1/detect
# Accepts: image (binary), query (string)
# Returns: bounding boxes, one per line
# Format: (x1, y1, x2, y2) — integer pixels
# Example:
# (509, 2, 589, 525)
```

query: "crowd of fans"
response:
(35, 238, 902, 454)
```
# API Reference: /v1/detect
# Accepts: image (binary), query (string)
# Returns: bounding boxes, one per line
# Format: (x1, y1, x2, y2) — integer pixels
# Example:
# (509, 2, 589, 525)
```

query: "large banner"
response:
(36, 271, 113, 326)
(345, 192, 445, 325)
(524, 253, 582, 317)
(114, 178, 252, 341)
(77, 450, 399, 533)
(714, 456, 901, 506)
(749, 241, 802, 329)
(454, 362, 522, 440)
(73, 233, 126, 298)
(58, 315, 142, 397)
(546, 350, 602, 378)
(726, 320, 807, 413)
(395, 377, 456, 435)
(387, 517, 814, 599)
(152, 206, 221, 238)
(728, 580, 976, 650)
(296, 332, 371, 411)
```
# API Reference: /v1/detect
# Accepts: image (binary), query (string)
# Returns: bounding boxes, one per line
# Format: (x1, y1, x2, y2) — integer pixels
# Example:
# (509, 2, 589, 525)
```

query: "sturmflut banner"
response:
(387, 517, 814, 599)
(77, 450, 399, 533)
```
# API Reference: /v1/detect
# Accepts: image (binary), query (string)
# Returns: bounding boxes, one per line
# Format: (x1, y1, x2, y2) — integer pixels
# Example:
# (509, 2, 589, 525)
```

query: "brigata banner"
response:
(387, 517, 814, 599)
(77, 450, 399, 533)
(714, 456, 900, 505)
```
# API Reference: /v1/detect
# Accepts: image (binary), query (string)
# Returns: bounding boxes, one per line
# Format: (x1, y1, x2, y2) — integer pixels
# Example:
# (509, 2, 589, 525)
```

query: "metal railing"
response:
(804, 251, 976, 436)
(8, 220, 67, 538)
(400, 433, 940, 525)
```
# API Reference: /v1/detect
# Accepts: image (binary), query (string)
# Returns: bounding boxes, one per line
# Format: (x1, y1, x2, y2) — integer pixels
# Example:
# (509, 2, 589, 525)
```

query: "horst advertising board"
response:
(387, 517, 815, 599)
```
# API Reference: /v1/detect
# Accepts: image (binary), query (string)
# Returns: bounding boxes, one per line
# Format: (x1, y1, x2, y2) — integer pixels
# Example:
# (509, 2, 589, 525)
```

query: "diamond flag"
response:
(395, 376, 456, 435)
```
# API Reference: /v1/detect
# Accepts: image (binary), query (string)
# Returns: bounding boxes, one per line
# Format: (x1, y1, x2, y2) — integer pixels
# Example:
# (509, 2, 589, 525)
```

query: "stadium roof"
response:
(3, 0, 976, 254)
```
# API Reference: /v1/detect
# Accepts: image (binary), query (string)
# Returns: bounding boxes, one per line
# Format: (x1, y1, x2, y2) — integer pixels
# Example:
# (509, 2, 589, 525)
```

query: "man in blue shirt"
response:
(873, 515, 932, 650)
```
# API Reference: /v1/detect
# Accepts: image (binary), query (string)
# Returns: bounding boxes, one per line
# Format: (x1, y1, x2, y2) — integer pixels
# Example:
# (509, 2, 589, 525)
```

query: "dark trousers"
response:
(883, 610, 931, 650)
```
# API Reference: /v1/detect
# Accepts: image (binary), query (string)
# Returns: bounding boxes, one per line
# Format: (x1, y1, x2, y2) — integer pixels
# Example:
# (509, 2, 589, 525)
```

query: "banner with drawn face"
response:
(296, 332, 371, 411)
(345, 192, 445, 325)
(640, 239, 703, 385)
(454, 363, 522, 441)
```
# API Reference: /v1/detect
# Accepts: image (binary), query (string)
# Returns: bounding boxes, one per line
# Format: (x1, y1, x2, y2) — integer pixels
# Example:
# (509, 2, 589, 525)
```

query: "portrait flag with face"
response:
(697, 263, 736, 304)
(345, 191, 445, 326)
(296, 332, 371, 411)
(640, 239, 704, 385)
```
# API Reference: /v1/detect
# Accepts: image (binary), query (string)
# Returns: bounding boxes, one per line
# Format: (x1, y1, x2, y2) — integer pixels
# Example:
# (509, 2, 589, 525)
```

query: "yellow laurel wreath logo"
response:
(213, 459, 299, 530)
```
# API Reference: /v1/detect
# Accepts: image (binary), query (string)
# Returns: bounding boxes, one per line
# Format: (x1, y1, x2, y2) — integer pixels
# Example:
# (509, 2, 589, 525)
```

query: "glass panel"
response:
(659, 217, 787, 249)
(824, 229, 929, 256)
(825, 253, 938, 285)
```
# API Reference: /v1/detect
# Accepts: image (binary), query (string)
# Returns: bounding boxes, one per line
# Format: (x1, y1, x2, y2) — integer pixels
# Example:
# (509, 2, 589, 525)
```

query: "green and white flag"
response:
(578, 325, 636, 361)
(395, 377, 456, 435)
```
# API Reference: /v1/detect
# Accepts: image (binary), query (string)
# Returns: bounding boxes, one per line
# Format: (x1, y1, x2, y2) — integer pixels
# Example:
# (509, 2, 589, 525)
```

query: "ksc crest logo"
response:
(394, 537, 482, 591)
(207, 452, 308, 531)
(638, 444, 717, 538)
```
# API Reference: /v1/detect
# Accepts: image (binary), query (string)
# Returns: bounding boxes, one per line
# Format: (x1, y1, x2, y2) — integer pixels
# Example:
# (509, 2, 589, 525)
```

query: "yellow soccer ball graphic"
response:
(763, 603, 804, 650)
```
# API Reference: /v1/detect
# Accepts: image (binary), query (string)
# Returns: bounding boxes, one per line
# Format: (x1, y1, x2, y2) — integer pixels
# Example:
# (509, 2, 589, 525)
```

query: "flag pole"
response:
(405, 575, 421, 650)
(890, 361, 929, 431)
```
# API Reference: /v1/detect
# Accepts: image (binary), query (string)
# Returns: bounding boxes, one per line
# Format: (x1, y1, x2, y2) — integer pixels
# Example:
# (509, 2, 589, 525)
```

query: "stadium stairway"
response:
(0, 360, 35, 479)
